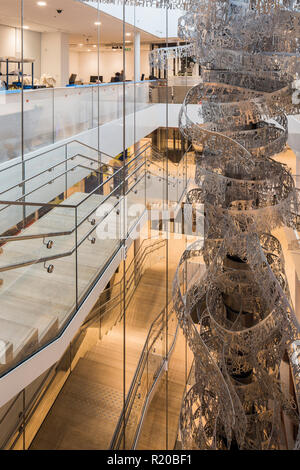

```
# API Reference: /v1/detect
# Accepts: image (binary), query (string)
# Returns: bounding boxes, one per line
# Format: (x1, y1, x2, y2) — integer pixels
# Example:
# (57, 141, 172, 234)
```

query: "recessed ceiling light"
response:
(37, 1, 47, 6)
(88, 49, 91, 52)
(23, 26, 29, 29)
(79, 43, 83, 46)
(126, 32, 131, 36)
(94, 22, 101, 26)
(93, 45, 97, 48)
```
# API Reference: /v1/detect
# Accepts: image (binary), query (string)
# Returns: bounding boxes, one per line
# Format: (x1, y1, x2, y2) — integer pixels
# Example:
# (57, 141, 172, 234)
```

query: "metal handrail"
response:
(0, 138, 115, 175)
(110, 301, 177, 449)
(173, 359, 195, 450)
(1, 237, 165, 450)
(0, 154, 110, 197)
(75, 143, 150, 208)
(0, 170, 147, 272)
(0, 144, 151, 243)
(0, 142, 187, 270)
(131, 318, 180, 450)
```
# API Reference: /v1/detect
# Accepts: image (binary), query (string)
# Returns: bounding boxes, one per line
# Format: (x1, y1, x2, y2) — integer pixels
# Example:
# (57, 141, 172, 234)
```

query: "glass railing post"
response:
(75, 206, 78, 310)
(53, 87, 56, 144)
(52, 87, 55, 144)
(144, 154, 147, 212)
(64, 144, 68, 195)
(146, 336, 149, 397)
(120, 280, 122, 321)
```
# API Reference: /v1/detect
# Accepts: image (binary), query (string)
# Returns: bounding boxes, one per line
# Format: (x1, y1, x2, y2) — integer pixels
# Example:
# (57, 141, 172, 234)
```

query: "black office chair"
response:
(141, 74, 145, 81)
(69, 74, 77, 85)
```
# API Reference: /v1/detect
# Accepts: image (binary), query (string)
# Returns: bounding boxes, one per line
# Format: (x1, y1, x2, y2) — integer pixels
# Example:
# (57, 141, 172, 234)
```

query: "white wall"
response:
(0, 25, 41, 79)
(69, 50, 80, 77)
(0, 25, 16, 57)
(69, 46, 150, 83)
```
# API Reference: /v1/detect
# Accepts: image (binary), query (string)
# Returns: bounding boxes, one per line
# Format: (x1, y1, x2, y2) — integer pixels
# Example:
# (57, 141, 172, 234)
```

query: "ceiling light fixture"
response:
(37, 1, 47, 6)
(23, 26, 29, 29)
(94, 22, 101, 26)
(126, 32, 131, 36)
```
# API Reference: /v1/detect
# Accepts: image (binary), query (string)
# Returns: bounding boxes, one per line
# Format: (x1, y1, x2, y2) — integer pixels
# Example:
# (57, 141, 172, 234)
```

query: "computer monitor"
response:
(90, 75, 103, 83)
(69, 74, 77, 85)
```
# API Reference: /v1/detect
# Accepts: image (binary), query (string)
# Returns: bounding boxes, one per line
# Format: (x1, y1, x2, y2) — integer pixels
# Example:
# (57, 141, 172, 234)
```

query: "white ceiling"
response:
(0, 0, 163, 47)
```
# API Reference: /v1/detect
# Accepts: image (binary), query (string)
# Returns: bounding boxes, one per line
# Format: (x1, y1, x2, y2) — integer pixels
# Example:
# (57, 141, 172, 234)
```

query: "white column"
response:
(41, 32, 69, 87)
(134, 31, 140, 82)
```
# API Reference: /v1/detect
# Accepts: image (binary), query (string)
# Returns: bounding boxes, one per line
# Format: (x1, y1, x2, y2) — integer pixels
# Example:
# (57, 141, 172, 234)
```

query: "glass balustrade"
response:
(0, 141, 190, 380)
(0, 81, 155, 165)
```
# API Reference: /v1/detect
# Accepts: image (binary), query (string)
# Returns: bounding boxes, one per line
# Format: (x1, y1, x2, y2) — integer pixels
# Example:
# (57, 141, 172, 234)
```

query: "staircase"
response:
(29, 249, 182, 450)
(0, 191, 134, 374)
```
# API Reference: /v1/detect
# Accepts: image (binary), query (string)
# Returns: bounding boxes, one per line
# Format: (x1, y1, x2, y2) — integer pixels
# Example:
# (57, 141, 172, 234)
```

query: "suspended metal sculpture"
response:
(170, 0, 300, 450)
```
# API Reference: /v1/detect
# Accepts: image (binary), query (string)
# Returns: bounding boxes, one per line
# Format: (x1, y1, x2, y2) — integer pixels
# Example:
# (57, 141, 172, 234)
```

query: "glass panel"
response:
(76, 192, 122, 305)
(0, 391, 23, 449)
(99, 83, 122, 125)
(23, 88, 54, 153)
(0, 202, 76, 267)
(0, 201, 76, 376)
(53, 86, 93, 142)
(0, 90, 22, 163)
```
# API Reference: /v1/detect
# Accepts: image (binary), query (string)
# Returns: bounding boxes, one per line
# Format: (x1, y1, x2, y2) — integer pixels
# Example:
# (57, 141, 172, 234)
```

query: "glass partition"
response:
(0, 0, 193, 451)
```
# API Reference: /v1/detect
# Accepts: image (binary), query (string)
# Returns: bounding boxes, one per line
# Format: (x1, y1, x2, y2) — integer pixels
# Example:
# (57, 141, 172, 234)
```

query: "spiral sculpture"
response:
(150, 0, 300, 450)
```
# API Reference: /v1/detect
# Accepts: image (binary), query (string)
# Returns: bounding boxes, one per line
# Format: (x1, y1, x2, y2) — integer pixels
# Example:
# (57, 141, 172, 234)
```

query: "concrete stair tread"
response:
(0, 340, 13, 366)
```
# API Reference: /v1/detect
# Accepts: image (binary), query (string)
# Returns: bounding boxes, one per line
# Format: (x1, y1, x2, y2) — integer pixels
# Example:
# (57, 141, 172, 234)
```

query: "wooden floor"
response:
(30, 239, 185, 450)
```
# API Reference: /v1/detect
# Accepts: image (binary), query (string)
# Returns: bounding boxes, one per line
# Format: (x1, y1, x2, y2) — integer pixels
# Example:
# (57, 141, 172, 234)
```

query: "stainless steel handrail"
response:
(75, 144, 150, 208)
(0, 170, 147, 272)
(132, 320, 180, 450)
(173, 359, 195, 450)
(0, 144, 151, 243)
(0, 139, 115, 174)
(1, 237, 165, 450)
(0, 143, 187, 269)
(0, 154, 111, 197)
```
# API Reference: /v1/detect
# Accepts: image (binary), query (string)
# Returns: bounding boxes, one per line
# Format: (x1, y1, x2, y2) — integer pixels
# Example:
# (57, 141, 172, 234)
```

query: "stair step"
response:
(30, 357, 123, 450)
(0, 339, 13, 366)
(0, 299, 58, 345)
